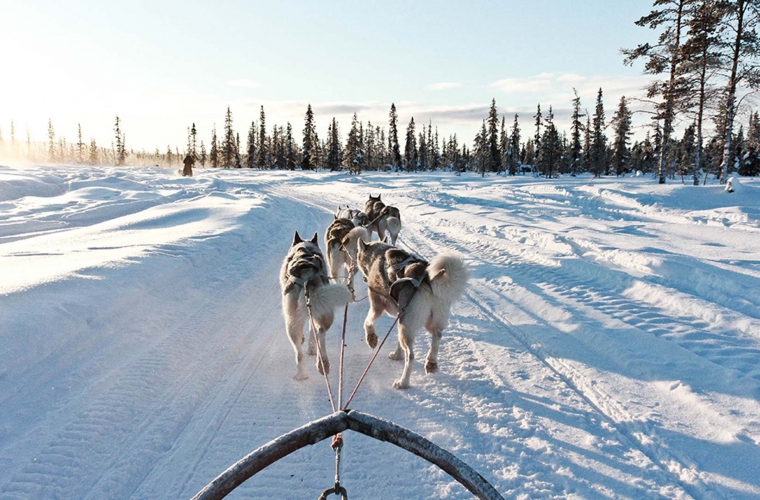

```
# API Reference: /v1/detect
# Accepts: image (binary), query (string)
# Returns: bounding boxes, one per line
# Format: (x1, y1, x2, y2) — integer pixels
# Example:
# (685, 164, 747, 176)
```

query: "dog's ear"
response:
(334, 214, 338, 220)
(310, 232, 319, 246)
(381, 234, 389, 244)
(377, 194, 381, 200)
(292, 230, 303, 246)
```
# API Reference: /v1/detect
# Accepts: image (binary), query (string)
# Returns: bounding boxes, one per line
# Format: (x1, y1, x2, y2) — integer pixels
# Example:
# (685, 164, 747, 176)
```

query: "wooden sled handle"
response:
(191, 410, 503, 500)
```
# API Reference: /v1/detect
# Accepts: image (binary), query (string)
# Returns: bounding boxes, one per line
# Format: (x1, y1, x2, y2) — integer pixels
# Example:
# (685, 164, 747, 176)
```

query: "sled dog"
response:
(383, 206, 402, 245)
(336, 205, 370, 227)
(356, 239, 470, 389)
(364, 194, 387, 240)
(325, 217, 369, 299)
(280, 231, 352, 380)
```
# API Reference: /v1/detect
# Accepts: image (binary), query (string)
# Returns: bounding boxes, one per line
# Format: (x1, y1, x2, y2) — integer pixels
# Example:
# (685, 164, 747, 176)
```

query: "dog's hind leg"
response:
(314, 312, 334, 375)
(363, 291, 385, 349)
(285, 310, 308, 381)
(425, 329, 443, 374)
(392, 324, 415, 389)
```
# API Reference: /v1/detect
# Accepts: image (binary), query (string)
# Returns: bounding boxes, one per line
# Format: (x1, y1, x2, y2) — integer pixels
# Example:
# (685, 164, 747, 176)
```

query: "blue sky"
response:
(0, 0, 658, 151)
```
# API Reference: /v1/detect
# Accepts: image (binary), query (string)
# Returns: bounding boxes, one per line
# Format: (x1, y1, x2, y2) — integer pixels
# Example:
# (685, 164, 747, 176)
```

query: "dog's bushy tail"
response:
(306, 283, 352, 318)
(428, 252, 470, 303)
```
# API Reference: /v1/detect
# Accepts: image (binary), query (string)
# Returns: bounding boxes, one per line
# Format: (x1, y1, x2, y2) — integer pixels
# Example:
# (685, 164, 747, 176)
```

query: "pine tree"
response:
(221, 107, 235, 168)
(570, 89, 585, 175)
(77, 124, 85, 164)
(624, 0, 690, 184)
(487, 99, 501, 173)
(590, 88, 607, 176)
(199, 141, 207, 167)
(344, 113, 363, 173)
(679, 123, 697, 180)
(257, 106, 268, 169)
(286, 122, 297, 170)
(680, 0, 723, 184)
(538, 106, 562, 178)
(403, 117, 418, 171)
(48, 119, 56, 163)
(508, 114, 521, 175)
(326, 118, 342, 171)
(389, 103, 402, 170)
(533, 104, 542, 166)
(245, 121, 256, 168)
(114, 116, 126, 166)
(301, 104, 316, 170)
(611, 96, 633, 175)
(365, 121, 376, 171)
(210, 125, 219, 168)
(499, 116, 508, 174)
(89, 138, 99, 165)
(418, 129, 429, 170)
(189, 122, 198, 161)
(718, 0, 760, 182)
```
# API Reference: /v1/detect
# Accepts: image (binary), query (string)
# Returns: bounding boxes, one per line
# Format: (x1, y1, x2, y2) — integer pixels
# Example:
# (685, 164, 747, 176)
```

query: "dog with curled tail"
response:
(280, 231, 351, 380)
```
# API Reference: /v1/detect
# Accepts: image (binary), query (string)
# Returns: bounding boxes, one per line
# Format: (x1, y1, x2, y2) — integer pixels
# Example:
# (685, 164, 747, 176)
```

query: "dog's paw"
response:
(365, 332, 378, 350)
(388, 349, 403, 361)
(294, 372, 308, 381)
(425, 361, 438, 374)
(392, 379, 410, 390)
(307, 345, 317, 356)
(317, 359, 330, 375)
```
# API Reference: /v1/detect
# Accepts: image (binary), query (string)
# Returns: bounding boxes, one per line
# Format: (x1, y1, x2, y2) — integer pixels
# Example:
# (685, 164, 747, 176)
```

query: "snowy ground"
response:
(1, 164, 760, 500)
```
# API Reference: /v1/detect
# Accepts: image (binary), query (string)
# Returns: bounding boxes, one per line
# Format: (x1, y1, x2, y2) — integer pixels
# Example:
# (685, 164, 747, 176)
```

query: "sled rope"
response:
(318, 434, 347, 499)
(304, 285, 337, 413)
(343, 284, 420, 410)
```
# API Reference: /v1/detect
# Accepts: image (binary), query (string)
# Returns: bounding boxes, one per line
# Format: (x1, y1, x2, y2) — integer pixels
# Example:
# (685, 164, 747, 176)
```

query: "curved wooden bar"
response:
(191, 410, 503, 500)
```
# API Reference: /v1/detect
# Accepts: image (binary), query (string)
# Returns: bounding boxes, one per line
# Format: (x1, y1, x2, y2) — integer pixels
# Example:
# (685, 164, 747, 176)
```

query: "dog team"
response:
(279, 195, 470, 389)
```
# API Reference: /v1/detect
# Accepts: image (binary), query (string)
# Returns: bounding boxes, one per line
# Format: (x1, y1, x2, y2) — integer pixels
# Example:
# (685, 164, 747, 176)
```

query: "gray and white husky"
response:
(364, 195, 387, 240)
(324, 218, 369, 300)
(383, 206, 402, 245)
(280, 231, 352, 381)
(356, 239, 470, 389)
(335, 205, 370, 227)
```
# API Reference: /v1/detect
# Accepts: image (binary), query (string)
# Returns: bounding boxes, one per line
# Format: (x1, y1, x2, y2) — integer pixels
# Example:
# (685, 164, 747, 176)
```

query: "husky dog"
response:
(280, 231, 352, 381)
(325, 217, 365, 299)
(383, 206, 402, 245)
(336, 205, 370, 228)
(356, 239, 470, 389)
(364, 194, 387, 240)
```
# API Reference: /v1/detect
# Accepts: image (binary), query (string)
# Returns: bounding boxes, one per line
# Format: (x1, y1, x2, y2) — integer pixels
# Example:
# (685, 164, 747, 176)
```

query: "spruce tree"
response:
(222, 107, 235, 168)
(48, 119, 56, 163)
(77, 124, 85, 164)
(499, 115, 508, 174)
(570, 89, 585, 175)
(190, 122, 198, 161)
(533, 104, 542, 166)
(286, 122, 297, 170)
(210, 125, 219, 168)
(389, 103, 402, 170)
(89, 138, 99, 165)
(245, 122, 256, 168)
(508, 114, 521, 175)
(590, 88, 607, 176)
(487, 99, 501, 173)
(431, 127, 441, 171)
(538, 106, 562, 178)
(326, 118, 342, 171)
(344, 113, 363, 173)
(200, 141, 207, 167)
(403, 117, 418, 171)
(257, 106, 268, 169)
(301, 104, 316, 170)
(611, 96, 633, 175)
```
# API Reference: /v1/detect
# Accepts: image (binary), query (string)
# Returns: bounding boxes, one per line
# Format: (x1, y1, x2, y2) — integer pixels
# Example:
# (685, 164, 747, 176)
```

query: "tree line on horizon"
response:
(2, 1, 760, 182)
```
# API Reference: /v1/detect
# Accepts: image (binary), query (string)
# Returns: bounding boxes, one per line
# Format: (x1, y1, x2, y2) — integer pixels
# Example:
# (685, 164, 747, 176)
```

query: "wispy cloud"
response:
(228, 79, 263, 88)
(489, 73, 555, 93)
(425, 82, 463, 91)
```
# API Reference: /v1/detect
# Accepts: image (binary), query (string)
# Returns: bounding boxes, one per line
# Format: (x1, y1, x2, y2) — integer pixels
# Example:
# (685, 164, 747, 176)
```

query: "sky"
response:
(0, 0, 660, 153)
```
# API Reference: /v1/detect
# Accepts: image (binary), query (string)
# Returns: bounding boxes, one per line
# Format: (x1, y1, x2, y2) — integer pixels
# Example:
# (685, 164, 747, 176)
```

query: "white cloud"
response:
(489, 73, 555, 93)
(425, 82, 463, 91)
(227, 79, 263, 88)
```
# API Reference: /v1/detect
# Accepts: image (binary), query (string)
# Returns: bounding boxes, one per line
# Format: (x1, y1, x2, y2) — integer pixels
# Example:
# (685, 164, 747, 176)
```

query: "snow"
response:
(2, 164, 760, 499)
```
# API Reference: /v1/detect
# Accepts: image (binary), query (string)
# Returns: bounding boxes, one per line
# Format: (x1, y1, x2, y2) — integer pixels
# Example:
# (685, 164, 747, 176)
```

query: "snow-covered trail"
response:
(1, 165, 760, 499)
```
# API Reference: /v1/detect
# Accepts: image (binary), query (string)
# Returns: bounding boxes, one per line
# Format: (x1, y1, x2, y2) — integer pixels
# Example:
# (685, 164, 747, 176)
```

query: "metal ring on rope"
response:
(190, 410, 504, 500)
